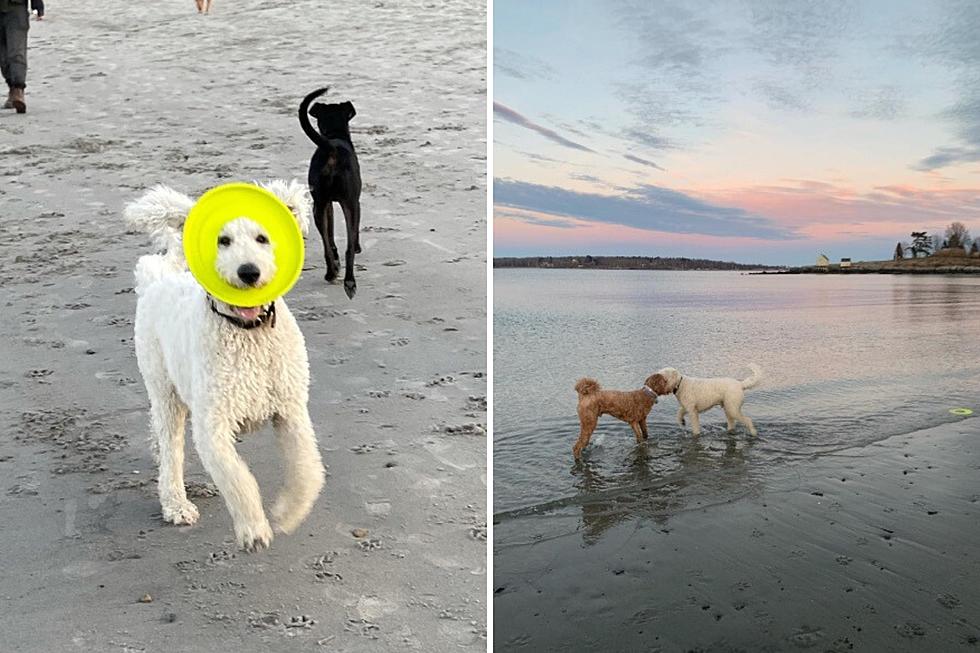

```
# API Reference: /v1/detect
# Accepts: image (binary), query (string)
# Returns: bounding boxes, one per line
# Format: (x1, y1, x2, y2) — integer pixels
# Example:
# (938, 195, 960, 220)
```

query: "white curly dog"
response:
(650, 364, 762, 437)
(124, 180, 325, 551)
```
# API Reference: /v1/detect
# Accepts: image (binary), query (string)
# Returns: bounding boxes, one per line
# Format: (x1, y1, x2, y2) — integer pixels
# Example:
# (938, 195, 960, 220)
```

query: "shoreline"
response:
(494, 418, 980, 651)
(493, 256, 781, 272)
(754, 265, 980, 275)
(494, 256, 980, 275)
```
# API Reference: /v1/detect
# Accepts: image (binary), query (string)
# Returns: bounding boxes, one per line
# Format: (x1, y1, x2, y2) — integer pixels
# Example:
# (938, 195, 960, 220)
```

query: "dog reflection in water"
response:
(571, 439, 751, 544)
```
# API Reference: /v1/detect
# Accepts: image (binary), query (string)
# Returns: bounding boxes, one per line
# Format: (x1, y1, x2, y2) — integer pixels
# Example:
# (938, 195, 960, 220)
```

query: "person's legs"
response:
(1, 8, 28, 86)
(1, 11, 12, 109)
(1, 11, 10, 93)
(31, 0, 43, 20)
(0, 3, 28, 112)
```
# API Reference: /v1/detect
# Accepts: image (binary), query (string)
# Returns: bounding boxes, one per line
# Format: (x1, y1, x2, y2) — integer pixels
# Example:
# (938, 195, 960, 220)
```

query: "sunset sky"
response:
(493, 1, 980, 265)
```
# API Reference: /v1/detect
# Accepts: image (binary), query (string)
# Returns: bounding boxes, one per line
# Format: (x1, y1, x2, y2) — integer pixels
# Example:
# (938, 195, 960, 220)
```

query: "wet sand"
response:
(494, 419, 980, 651)
(0, 1, 486, 651)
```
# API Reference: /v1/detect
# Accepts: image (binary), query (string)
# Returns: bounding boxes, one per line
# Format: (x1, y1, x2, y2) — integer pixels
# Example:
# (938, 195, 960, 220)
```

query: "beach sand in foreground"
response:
(494, 418, 980, 651)
(0, 1, 487, 650)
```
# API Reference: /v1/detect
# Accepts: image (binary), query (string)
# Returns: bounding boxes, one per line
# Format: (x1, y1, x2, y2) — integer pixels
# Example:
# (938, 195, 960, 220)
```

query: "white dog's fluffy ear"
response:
(124, 185, 194, 251)
(260, 179, 311, 236)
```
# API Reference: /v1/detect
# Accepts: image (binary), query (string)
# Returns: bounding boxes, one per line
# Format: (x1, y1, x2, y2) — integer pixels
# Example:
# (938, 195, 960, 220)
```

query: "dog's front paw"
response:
(162, 499, 200, 525)
(235, 519, 273, 552)
(344, 278, 356, 299)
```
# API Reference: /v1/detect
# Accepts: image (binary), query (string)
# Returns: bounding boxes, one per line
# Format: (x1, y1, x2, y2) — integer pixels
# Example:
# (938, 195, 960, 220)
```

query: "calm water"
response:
(493, 270, 980, 528)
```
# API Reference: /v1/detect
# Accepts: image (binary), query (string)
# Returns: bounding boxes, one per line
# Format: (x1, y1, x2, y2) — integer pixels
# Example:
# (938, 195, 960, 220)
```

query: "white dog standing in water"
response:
(649, 364, 762, 438)
(124, 180, 325, 551)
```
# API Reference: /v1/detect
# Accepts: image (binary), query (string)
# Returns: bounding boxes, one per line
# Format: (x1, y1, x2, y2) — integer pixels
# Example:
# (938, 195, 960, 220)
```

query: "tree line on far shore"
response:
(895, 222, 977, 260)
(492, 255, 781, 270)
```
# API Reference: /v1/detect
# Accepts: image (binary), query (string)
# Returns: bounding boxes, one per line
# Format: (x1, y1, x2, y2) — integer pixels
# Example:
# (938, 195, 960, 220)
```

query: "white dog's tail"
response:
(741, 363, 763, 390)
(124, 185, 194, 293)
(124, 184, 193, 255)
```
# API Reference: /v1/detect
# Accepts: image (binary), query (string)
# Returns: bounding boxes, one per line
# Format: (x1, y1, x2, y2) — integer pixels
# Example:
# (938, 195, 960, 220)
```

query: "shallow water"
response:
(493, 270, 980, 526)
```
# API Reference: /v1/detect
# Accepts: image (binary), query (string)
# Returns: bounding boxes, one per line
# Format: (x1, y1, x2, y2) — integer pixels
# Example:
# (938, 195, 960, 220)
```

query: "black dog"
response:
(298, 87, 362, 299)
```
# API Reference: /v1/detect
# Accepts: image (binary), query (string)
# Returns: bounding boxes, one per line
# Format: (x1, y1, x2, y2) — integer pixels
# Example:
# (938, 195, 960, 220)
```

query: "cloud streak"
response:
(493, 102, 594, 152)
(622, 153, 666, 171)
(494, 47, 556, 81)
(915, 96, 980, 170)
(494, 178, 794, 240)
(910, 3, 980, 170)
(494, 206, 582, 229)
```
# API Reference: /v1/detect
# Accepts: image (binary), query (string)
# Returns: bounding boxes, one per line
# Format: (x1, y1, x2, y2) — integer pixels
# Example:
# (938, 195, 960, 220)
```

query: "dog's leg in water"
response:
(724, 405, 736, 433)
(737, 411, 757, 437)
(192, 410, 273, 551)
(151, 388, 198, 525)
(677, 406, 686, 426)
(573, 414, 597, 459)
(314, 199, 340, 283)
(630, 422, 645, 443)
(630, 422, 647, 444)
(688, 410, 701, 437)
(269, 411, 325, 533)
(341, 200, 358, 299)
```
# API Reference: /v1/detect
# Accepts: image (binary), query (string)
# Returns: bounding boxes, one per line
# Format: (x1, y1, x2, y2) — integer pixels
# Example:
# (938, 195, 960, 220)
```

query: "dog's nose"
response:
(237, 263, 261, 286)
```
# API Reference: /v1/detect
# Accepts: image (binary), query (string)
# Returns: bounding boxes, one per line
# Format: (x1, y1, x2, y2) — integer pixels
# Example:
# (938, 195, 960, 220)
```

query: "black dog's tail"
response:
(299, 86, 334, 150)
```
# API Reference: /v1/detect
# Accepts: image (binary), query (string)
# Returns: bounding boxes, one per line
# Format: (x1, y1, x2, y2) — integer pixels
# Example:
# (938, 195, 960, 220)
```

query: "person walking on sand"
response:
(194, 0, 213, 14)
(30, 0, 42, 21)
(0, 0, 29, 113)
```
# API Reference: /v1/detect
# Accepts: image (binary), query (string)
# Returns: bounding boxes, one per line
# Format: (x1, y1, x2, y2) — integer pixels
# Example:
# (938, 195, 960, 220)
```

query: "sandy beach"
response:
(494, 418, 980, 651)
(0, 1, 486, 651)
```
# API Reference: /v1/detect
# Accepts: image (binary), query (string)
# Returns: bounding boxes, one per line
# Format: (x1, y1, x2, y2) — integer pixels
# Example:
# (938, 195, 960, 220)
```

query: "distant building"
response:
(816, 254, 830, 267)
(840, 258, 852, 268)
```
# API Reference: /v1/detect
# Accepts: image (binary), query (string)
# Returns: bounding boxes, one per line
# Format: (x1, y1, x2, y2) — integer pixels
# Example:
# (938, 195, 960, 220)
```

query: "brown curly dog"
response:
(572, 374, 665, 459)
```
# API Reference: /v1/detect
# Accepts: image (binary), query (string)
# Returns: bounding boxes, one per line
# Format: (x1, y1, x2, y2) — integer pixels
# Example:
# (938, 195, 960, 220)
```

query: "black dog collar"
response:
(209, 298, 277, 330)
(673, 376, 684, 395)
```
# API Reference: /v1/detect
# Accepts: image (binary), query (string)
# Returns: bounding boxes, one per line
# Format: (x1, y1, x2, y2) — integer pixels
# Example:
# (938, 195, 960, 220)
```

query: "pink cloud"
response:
(493, 178, 980, 265)
(696, 181, 980, 236)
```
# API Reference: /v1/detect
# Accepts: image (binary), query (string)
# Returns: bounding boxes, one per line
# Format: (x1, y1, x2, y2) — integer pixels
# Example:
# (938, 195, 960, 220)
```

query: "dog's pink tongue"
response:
(233, 306, 263, 321)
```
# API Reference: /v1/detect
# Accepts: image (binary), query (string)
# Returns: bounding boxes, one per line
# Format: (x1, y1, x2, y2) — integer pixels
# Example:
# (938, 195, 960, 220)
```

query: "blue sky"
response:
(494, 0, 980, 265)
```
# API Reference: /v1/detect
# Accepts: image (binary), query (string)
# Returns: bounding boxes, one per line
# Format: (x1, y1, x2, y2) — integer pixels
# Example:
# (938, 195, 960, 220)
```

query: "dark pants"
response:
(30, 0, 42, 17)
(0, 1, 29, 89)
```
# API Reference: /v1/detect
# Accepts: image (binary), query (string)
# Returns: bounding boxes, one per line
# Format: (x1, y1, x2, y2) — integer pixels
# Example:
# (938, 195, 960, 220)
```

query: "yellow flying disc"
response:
(950, 408, 973, 416)
(183, 183, 304, 307)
